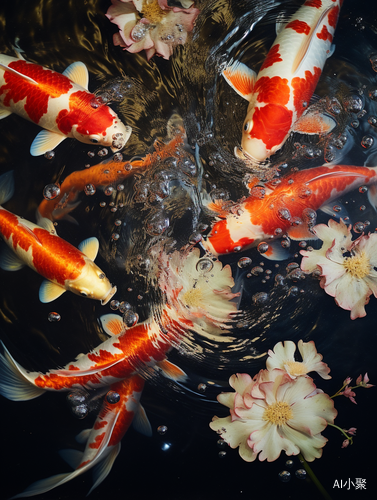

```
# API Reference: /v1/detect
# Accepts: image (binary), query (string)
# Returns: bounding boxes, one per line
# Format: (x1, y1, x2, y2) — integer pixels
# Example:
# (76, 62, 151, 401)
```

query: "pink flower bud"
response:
(356, 374, 362, 385)
(343, 376, 352, 386)
(344, 427, 357, 436)
(341, 439, 350, 448)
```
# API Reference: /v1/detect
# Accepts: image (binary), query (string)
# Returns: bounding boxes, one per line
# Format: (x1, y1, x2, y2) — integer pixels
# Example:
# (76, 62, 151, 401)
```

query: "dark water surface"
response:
(0, 1, 376, 499)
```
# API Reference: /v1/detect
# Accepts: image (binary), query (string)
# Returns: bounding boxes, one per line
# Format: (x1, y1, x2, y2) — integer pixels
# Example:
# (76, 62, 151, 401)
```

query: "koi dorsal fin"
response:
(78, 237, 99, 261)
(0, 62, 38, 84)
(222, 61, 256, 101)
(62, 61, 89, 89)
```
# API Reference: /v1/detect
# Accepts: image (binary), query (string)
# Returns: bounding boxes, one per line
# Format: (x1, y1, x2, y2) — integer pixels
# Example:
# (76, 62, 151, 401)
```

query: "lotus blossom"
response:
(210, 369, 337, 463)
(300, 219, 377, 319)
(266, 340, 331, 380)
(157, 247, 239, 336)
(106, 0, 200, 60)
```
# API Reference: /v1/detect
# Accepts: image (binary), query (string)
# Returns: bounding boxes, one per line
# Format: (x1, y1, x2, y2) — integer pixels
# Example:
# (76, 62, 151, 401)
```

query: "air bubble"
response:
(360, 205, 366, 211)
(197, 383, 207, 392)
(369, 88, 377, 100)
(353, 222, 365, 233)
(44, 151, 55, 160)
(257, 242, 269, 254)
(104, 186, 114, 196)
(217, 439, 227, 450)
(299, 241, 307, 248)
(99, 201, 106, 207)
(84, 184, 96, 196)
(113, 152, 123, 162)
(71, 404, 88, 419)
(361, 136, 374, 149)
(157, 425, 168, 435)
(196, 258, 214, 274)
(346, 95, 363, 113)
(281, 238, 291, 249)
(106, 391, 120, 404)
(119, 301, 131, 313)
(110, 300, 120, 311)
(67, 392, 86, 406)
(302, 208, 317, 226)
(237, 257, 252, 268)
(48, 312, 61, 322)
(333, 205, 342, 212)
(327, 97, 342, 115)
(278, 471, 291, 483)
(274, 228, 283, 236)
(218, 451, 227, 458)
(351, 119, 359, 128)
(123, 310, 139, 327)
(43, 184, 60, 200)
(252, 292, 268, 304)
(111, 233, 120, 241)
(368, 116, 377, 127)
(251, 266, 263, 276)
(110, 207, 118, 213)
(87, 151, 95, 158)
(145, 212, 169, 236)
(98, 148, 108, 157)
(278, 208, 291, 221)
(295, 469, 307, 480)
(285, 460, 294, 468)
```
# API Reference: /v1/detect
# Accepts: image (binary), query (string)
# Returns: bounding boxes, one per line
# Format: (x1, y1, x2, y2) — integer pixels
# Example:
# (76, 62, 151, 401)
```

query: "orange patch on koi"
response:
(317, 24, 333, 42)
(259, 45, 283, 71)
(286, 20, 311, 35)
(291, 67, 321, 115)
(255, 76, 290, 106)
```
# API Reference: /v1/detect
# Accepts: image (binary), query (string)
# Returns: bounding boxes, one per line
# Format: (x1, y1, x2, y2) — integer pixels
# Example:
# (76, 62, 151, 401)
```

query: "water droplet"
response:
(346, 95, 363, 113)
(353, 221, 366, 233)
(71, 404, 88, 419)
(295, 469, 307, 480)
(197, 383, 207, 392)
(196, 258, 213, 274)
(217, 438, 227, 450)
(104, 186, 114, 196)
(257, 242, 269, 254)
(43, 184, 60, 200)
(278, 471, 291, 483)
(360, 205, 366, 211)
(111, 233, 120, 241)
(110, 207, 118, 213)
(278, 208, 291, 221)
(117, 184, 124, 192)
(98, 148, 108, 157)
(106, 391, 120, 404)
(119, 301, 131, 313)
(251, 266, 263, 276)
(274, 227, 283, 236)
(351, 119, 359, 128)
(327, 97, 342, 115)
(99, 201, 106, 207)
(218, 451, 227, 458)
(84, 184, 96, 196)
(368, 115, 377, 127)
(87, 151, 95, 158)
(44, 150, 55, 160)
(299, 241, 307, 248)
(361, 135, 374, 149)
(333, 205, 342, 212)
(48, 312, 61, 322)
(114, 220, 122, 227)
(281, 238, 291, 249)
(302, 208, 317, 226)
(113, 152, 123, 162)
(285, 460, 294, 468)
(157, 425, 168, 435)
(123, 310, 139, 327)
(110, 300, 120, 311)
(237, 257, 252, 268)
(252, 292, 268, 304)
(369, 88, 377, 100)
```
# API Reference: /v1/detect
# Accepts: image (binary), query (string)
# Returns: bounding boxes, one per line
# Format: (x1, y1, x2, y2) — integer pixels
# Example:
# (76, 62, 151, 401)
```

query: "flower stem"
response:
(298, 453, 333, 500)
(327, 423, 353, 444)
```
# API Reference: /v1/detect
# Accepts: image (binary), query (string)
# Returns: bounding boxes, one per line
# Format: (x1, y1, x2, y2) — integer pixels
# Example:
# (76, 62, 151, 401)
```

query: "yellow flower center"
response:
(181, 287, 203, 308)
(285, 361, 308, 377)
(343, 251, 370, 279)
(263, 401, 293, 425)
(142, 0, 167, 23)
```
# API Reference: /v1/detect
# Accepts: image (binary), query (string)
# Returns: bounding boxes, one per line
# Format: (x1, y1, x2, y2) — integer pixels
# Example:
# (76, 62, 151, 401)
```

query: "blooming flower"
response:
(300, 219, 377, 319)
(266, 340, 331, 380)
(210, 369, 337, 463)
(356, 372, 374, 388)
(106, 0, 200, 60)
(157, 247, 239, 338)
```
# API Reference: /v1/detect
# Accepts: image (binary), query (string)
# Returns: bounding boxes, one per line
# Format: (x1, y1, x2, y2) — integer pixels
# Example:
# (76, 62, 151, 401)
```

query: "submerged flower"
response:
(300, 219, 377, 319)
(157, 247, 239, 336)
(106, 0, 200, 60)
(266, 340, 331, 380)
(210, 369, 337, 463)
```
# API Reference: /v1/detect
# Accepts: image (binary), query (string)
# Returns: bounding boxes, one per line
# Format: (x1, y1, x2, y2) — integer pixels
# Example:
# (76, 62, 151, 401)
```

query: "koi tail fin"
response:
(10, 473, 76, 499)
(0, 170, 14, 205)
(88, 445, 121, 496)
(0, 341, 45, 401)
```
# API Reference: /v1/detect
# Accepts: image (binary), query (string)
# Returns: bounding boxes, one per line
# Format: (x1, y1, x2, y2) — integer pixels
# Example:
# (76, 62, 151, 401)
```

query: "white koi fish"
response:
(0, 171, 117, 304)
(0, 54, 132, 155)
(223, 0, 343, 162)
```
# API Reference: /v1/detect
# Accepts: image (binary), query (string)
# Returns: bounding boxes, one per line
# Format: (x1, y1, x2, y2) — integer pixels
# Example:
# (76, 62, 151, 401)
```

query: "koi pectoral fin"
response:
(156, 359, 188, 382)
(39, 280, 66, 303)
(30, 130, 67, 156)
(293, 111, 336, 135)
(0, 107, 12, 119)
(222, 61, 256, 101)
(0, 245, 25, 271)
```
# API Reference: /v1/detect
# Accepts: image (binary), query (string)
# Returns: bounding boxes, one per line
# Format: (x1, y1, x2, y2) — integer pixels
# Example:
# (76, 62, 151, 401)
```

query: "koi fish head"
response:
(238, 103, 293, 162)
(71, 106, 132, 151)
(68, 259, 117, 305)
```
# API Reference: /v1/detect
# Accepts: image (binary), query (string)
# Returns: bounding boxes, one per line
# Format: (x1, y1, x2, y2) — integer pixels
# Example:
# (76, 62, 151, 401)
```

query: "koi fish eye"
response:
(90, 138, 99, 143)
(98, 273, 105, 280)
(80, 291, 88, 297)
(243, 121, 253, 133)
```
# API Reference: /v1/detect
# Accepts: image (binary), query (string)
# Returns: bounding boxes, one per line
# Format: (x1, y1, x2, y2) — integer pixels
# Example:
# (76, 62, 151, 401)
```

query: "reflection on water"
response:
(0, 1, 377, 499)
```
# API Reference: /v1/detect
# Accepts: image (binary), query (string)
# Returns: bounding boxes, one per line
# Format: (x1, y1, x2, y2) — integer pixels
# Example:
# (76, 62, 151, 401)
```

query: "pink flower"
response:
(300, 219, 377, 319)
(210, 369, 337, 463)
(341, 439, 350, 448)
(266, 340, 331, 380)
(356, 373, 374, 388)
(106, 0, 200, 60)
(340, 386, 357, 404)
(344, 427, 357, 436)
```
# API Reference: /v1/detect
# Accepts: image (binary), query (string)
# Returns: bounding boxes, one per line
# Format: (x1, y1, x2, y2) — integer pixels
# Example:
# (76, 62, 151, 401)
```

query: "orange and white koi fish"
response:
(0, 171, 116, 304)
(0, 55, 132, 155)
(9, 375, 151, 498)
(37, 132, 186, 224)
(0, 310, 187, 396)
(204, 163, 377, 258)
(223, 0, 343, 162)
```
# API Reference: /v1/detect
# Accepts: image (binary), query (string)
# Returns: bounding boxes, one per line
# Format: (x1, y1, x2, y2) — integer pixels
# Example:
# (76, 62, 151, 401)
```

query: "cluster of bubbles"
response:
(66, 388, 120, 419)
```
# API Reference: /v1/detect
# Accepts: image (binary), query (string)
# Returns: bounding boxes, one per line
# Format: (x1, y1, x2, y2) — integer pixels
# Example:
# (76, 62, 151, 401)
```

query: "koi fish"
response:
(0, 310, 187, 395)
(204, 163, 377, 257)
(36, 132, 186, 224)
(223, 0, 343, 162)
(8, 375, 151, 498)
(0, 54, 132, 155)
(0, 171, 117, 304)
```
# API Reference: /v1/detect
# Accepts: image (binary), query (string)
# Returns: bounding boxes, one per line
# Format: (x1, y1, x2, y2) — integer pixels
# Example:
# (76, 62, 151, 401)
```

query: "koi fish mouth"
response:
(111, 126, 132, 151)
(101, 285, 117, 305)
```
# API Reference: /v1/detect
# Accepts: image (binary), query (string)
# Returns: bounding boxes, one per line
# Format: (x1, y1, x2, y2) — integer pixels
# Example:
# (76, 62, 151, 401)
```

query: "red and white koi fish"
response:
(0, 171, 116, 304)
(203, 163, 377, 258)
(223, 0, 343, 162)
(0, 310, 188, 395)
(10, 375, 151, 498)
(0, 54, 132, 155)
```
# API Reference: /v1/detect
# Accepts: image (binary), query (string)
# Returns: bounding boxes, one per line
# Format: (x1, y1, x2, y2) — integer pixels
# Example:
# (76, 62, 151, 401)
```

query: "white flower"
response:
(157, 248, 239, 336)
(266, 340, 331, 380)
(300, 219, 377, 319)
(106, 0, 200, 60)
(210, 369, 337, 463)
